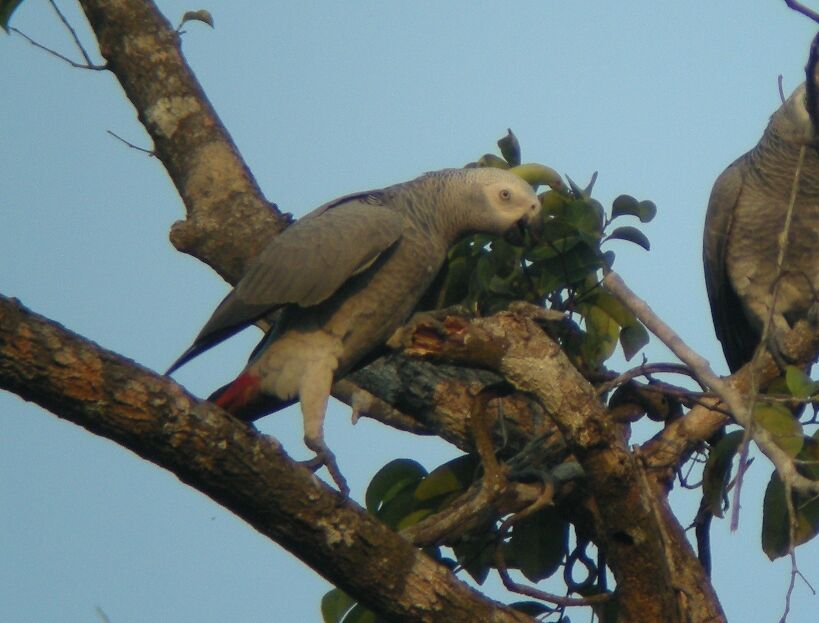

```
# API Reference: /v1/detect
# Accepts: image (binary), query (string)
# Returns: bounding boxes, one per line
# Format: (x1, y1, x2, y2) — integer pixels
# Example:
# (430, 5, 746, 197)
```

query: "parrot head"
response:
(471, 168, 541, 245)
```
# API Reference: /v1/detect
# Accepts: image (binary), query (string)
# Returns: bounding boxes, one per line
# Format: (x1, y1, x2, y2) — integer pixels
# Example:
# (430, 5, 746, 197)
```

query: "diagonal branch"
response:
(605, 270, 819, 497)
(78, 0, 285, 284)
(785, 0, 819, 23)
(388, 307, 725, 623)
(0, 294, 533, 623)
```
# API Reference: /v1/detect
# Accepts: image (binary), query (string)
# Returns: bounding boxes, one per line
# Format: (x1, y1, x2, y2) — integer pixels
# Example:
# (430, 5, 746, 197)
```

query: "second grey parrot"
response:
(168, 167, 541, 492)
(704, 83, 819, 372)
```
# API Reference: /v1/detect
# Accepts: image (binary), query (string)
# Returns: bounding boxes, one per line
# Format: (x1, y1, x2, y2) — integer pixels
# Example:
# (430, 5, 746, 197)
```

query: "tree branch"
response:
(604, 270, 819, 498)
(0, 294, 533, 623)
(78, 0, 285, 284)
(785, 0, 819, 23)
(388, 306, 725, 623)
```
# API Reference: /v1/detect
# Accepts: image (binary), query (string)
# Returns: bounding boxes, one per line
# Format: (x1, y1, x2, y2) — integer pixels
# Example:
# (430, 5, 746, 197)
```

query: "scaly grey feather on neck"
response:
(393, 169, 485, 245)
(748, 115, 819, 197)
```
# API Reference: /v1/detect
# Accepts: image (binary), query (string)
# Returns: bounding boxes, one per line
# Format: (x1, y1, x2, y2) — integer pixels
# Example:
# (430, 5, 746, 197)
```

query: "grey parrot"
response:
(704, 83, 819, 372)
(167, 167, 541, 492)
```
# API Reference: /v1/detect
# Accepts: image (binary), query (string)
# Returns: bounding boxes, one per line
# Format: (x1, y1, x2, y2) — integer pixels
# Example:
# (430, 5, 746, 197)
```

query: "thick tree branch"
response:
(0, 294, 533, 623)
(389, 307, 725, 623)
(78, 0, 285, 283)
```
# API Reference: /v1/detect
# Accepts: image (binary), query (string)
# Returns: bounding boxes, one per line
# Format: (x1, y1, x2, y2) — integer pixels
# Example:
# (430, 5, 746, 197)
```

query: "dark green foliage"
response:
(509, 506, 569, 582)
(702, 430, 744, 518)
(761, 430, 819, 560)
(1, 0, 23, 31)
(440, 131, 655, 371)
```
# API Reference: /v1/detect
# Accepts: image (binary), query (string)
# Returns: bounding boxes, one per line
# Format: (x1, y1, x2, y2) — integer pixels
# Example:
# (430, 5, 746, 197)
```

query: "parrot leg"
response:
(299, 365, 349, 496)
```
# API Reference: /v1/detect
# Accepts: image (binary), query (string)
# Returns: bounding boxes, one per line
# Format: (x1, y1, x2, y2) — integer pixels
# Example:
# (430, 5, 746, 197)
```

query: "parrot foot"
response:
(302, 440, 350, 497)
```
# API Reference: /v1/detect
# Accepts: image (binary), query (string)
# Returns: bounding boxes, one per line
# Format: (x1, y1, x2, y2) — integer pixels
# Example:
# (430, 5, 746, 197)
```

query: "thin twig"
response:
(596, 361, 702, 396)
(106, 130, 155, 156)
(492, 486, 611, 608)
(47, 0, 96, 66)
(780, 550, 799, 623)
(603, 270, 819, 499)
(784, 0, 819, 23)
(10, 27, 106, 70)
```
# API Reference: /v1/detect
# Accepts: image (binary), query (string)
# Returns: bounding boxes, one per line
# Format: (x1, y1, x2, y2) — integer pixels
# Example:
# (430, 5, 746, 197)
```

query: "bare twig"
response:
(785, 0, 819, 23)
(492, 486, 611, 608)
(48, 0, 97, 66)
(10, 27, 106, 70)
(596, 361, 703, 396)
(106, 130, 155, 156)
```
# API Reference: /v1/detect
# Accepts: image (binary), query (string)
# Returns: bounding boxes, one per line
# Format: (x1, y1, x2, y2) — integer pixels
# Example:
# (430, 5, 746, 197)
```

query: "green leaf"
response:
(586, 290, 633, 326)
(377, 487, 420, 530)
(510, 601, 553, 616)
(395, 508, 435, 531)
(321, 588, 356, 623)
(540, 189, 570, 215)
(475, 254, 494, 293)
(453, 533, 495, 584)
(564, 199, 604, 236)
(497, 129, 521, 166)
(784, 365, 817, 399)
(702, 430, 744, 517)
(580, 303, 620, 366)
(754, 403, 804, 457)
(509, 163, 564, 190)
(415, 454, 479, 502)
(340, 603, 378, 623)
(619, 323, 649, 361)
(509, 506, 568, 582)
(636, 200, 658, 223)
(1, 0, 23, 32)
(438, 255, 476, 308)
(610, 195, 638, 219)
(365, 459, 426, 513)
(524, 235, 581, 261)
(611, 195, 657, 222)
(762, 437, 819, 559)
(180, 9, 214, 28)
(605, 226, 651, 251)
(762, 472, 792, 560)
(550, 243, 605, 286)
(477, 153, 510, 169)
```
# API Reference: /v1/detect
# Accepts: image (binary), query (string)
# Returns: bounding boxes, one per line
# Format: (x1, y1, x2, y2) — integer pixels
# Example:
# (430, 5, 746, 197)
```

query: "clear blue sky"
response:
(2, 2, 818, 621)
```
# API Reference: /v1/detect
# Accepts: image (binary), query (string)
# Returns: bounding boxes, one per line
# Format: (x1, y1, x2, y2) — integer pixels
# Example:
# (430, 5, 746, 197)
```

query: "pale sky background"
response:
(2, 2, 819, 622)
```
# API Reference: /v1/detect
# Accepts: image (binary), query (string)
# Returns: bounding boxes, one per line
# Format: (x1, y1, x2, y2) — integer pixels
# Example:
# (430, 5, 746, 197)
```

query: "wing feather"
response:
(703, 156, 759, 371)
(166, 192, 405, 373)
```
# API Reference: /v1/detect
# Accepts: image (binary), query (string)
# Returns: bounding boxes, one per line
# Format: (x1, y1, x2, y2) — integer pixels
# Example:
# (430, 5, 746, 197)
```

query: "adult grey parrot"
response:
(167, 167, 541, 492)
(703, 83, 819, 372)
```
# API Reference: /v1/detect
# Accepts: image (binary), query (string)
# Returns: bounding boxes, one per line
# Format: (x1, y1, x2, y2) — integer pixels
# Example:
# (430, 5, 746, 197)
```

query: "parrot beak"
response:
(503, 208, 542, 246)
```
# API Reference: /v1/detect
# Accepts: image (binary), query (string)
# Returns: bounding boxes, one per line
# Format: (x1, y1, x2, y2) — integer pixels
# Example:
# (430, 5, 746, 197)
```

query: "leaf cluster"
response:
(323, 456, 585, 623)
(702, 365, 819, 559)
(437, 130, 654, 370)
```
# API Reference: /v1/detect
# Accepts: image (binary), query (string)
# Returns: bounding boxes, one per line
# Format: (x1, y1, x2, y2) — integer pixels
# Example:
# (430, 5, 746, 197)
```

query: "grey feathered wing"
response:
(166, 192, 405, 374)
(703, 156, 759, 372)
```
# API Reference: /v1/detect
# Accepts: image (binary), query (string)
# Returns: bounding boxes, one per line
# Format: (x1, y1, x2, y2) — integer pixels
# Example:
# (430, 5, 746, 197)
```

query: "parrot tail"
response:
(208, 372, 296, 422)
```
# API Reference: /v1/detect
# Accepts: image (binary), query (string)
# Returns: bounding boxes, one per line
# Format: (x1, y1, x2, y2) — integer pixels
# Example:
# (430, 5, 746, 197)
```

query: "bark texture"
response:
(0, 295, 531, 623)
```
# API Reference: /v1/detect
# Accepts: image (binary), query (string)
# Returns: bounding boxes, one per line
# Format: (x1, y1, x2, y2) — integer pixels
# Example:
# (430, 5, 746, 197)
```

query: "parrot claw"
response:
(302, 439, 350, 497)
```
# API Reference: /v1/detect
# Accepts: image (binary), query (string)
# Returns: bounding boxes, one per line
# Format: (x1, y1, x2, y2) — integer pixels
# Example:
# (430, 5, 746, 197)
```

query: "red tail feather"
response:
(211, 372, 261, 415)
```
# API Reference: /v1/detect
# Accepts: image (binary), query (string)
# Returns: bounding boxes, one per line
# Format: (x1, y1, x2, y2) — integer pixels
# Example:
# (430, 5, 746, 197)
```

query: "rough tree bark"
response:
(11, 1, 813, 621)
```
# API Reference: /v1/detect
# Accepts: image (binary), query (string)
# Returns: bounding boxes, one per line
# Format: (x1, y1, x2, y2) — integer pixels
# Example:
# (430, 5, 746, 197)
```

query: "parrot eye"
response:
(499, 188, 512, 201)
